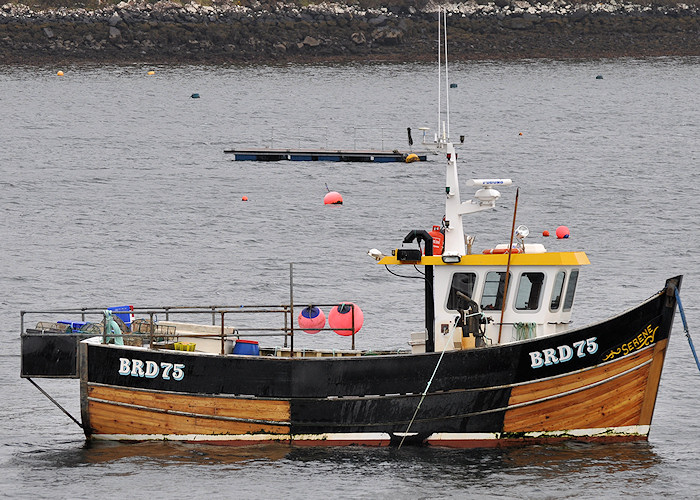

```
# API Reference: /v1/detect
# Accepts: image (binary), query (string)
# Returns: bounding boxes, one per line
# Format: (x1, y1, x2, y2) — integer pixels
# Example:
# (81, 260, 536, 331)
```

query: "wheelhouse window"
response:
(550, 270, 566, 311)
(481, 271, 510, 311)
(447, 273, 477, 311)
(563, 269, 579, 311)
(515, 272, 545, 311)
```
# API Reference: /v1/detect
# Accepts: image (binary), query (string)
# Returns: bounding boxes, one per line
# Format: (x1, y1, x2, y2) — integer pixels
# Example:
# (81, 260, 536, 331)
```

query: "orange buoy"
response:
(298, 306, 326, 334)
(324, 191, 343, 205)
(556, 226, 570, 239)
(428, 225, 444, 255)
(328, 303, 363, 336)
(542, 230, 550, 237)
(56, 71, 64, 76)
(242, 195, 248, 201)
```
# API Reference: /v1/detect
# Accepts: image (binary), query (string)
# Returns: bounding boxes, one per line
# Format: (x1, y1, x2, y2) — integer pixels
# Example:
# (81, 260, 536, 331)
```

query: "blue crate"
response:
(108, 306, 133, 327)
(57, 321, 88, 332)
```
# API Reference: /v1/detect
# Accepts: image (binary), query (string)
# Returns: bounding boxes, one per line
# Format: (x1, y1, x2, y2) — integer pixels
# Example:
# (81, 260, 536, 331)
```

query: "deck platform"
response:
(224, 148, 429, 163)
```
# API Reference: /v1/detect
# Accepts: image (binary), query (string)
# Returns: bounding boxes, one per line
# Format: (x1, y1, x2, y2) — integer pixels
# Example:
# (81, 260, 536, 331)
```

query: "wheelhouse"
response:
(379, 248, 589, 353)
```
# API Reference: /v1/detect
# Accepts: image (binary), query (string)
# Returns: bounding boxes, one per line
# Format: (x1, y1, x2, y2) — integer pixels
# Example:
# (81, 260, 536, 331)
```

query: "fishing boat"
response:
(19, 11, 682, 449)
(19, 135, 682, 447)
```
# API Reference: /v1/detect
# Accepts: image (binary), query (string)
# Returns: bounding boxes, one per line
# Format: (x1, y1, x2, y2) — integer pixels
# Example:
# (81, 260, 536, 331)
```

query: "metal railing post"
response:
(221, 311, 226, 355)
(149, 312, 154, 349)
(289, 263, 295, 357)
(283, 306, 289, 348)
(351, 304, 356, 350)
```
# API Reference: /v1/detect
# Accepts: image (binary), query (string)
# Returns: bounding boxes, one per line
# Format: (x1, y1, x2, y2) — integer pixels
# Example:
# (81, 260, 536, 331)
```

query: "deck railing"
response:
(20, 302, 361, 356)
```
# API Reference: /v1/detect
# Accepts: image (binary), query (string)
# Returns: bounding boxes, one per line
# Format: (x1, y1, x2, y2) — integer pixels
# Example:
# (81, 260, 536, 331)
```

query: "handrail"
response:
(20, 301, 360, 356)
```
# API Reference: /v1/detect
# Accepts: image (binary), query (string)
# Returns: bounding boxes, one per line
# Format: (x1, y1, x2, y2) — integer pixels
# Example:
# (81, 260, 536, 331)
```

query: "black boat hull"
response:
(79, 277, 680, 447)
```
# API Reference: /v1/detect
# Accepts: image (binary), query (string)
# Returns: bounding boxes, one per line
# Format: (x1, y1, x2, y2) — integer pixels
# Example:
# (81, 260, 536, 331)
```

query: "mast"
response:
(443, 9, 450, 142)
(437, 7, 441, 142)
(438, 9, 510, 256)
(443, 142, 466, 255)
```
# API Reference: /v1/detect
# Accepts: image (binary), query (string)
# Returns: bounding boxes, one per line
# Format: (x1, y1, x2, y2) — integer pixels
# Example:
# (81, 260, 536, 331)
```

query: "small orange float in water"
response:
(405, 153, 420, 163)
(56, 71, 64, 76)
(556, 226, 570, 239)
(542, 230, 550, 237)
(324, 191, 343, 205)
(242, 196, 248, 201)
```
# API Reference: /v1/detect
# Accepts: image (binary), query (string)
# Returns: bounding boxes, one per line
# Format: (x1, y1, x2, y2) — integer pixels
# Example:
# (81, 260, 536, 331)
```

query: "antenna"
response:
(443, 9, 450, 142)
(437, 7, 441, 142)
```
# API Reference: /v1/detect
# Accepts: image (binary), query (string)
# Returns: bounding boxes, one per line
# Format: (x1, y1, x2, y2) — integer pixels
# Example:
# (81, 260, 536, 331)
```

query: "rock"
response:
(302, 35, 320, 46)
(570, 8, 589, 21)
(0, 0, 697, 64)
(372, 27, 403, 45)
(368, 14, 388, 26)
(351, 31, 366, 44)
(502, 17, 534, 29)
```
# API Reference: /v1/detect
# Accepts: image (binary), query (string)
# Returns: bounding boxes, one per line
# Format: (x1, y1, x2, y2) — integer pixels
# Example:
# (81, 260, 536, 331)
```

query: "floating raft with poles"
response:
(223, 148, 429, 163)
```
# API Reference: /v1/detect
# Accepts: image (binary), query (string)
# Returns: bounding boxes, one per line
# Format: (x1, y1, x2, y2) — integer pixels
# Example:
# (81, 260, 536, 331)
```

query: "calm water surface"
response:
(1, 58, 699, 498)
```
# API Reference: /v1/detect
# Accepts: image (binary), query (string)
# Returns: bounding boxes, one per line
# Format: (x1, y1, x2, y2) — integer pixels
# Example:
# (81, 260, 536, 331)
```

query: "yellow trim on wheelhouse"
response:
(379, 251, 590, 267)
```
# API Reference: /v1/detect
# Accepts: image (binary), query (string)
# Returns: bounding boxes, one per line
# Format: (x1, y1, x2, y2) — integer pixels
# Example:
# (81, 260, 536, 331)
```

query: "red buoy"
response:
(542, 230, 550, 237)
(324, 191, 343, 205)
(556, 226, 570, 239)
(328, 303, 364, 336)
(242, 195, 248, 201)
(298, 306, 326, 334)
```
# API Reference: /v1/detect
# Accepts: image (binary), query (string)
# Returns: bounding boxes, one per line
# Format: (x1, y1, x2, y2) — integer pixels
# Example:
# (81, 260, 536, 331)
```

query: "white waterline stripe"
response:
(91, 426, 650, 444)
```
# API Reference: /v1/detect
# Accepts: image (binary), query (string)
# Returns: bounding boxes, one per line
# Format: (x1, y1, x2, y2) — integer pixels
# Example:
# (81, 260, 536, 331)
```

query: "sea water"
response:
(1, 58, 699, 498)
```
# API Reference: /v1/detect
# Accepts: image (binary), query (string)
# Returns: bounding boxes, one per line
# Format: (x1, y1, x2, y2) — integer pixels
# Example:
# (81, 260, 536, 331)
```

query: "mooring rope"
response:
(674, 288, 700, 373)
(398, 312, 482, 449)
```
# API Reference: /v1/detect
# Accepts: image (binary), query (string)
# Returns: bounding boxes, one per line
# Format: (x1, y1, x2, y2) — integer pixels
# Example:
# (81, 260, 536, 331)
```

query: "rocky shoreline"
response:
(1, 0, 699, 64)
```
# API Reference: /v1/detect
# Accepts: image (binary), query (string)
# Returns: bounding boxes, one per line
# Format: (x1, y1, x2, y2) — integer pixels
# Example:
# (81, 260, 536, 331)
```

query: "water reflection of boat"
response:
(20, 9, 682, 449)
(82, 441, 291, 465)
(500, 441, 660, 474)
